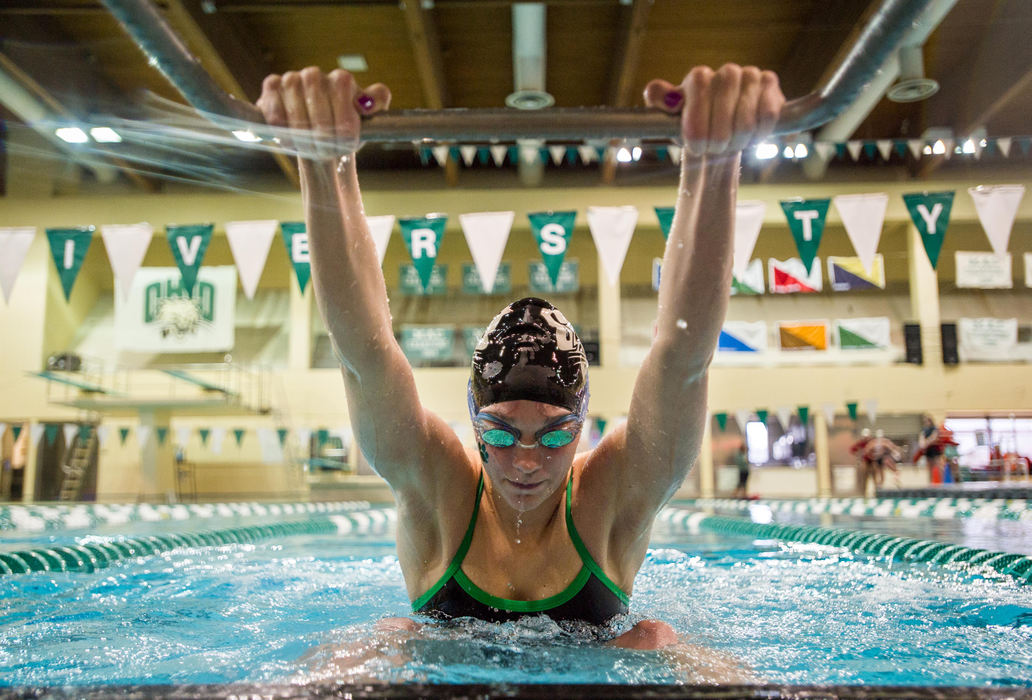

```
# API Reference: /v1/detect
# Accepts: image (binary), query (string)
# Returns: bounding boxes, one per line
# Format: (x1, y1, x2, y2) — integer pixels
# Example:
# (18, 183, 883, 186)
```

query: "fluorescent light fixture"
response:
(961, 139, 976, 154)
(232, 129, 262, 143)
(754, 142, 778, 159)
(336, 54, 369, 72)
(55, 127, 88, 143)
(794, 143, 808, 159)
(979, 138, 988, 147)
(782, 145, 795, 159)
(631, 146, 642, 161)
(616, 146, 633, 163)
(923, 144, 933, 155)
(932, 139, 946, 155)
(90, 127, 122, 143)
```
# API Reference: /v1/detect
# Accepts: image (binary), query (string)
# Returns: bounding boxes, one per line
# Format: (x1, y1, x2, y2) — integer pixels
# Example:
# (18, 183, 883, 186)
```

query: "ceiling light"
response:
(616, 147, 633, 163)
(782, 145, 795, 159)
(90, 127, 122, 143)
(55, 127, 88, 143)
(932, 139, 946, 155)
(754, 142, 778, 160)
(336, 54, 368, 72)
(923, 144, 932, 155)
(794, 143, 808, 159)
(631, 146, 642, 161)
(961, 139, 976, 154)
(232, 129, 261, 143)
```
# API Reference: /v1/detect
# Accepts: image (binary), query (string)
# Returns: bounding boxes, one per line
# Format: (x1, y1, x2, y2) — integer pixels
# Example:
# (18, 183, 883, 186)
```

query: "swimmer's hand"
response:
(643, 64, 784, 157)
(256, 67, 391, 162)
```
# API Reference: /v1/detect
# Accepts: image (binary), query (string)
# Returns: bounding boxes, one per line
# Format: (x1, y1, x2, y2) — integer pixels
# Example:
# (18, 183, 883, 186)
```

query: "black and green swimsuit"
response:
(412, 473, 630, 625)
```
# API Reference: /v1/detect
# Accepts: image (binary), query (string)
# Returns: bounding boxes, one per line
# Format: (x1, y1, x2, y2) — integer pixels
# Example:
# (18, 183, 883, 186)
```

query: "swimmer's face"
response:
(474, 399, 581, 512)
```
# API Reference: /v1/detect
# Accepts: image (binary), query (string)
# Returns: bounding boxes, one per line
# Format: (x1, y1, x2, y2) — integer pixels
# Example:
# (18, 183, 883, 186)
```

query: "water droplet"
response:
(676, 319, 688, 329)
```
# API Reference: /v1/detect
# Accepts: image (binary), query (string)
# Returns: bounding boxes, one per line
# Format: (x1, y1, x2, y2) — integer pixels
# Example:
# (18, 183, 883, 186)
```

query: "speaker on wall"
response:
(903, 323, 923, 365)
(941, 322, 959, 365)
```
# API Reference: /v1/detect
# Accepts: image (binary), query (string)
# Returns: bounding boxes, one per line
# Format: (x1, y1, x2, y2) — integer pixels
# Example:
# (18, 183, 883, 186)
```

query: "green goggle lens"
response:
(539, 429, 576, 448)
(480, 429, 516, 447)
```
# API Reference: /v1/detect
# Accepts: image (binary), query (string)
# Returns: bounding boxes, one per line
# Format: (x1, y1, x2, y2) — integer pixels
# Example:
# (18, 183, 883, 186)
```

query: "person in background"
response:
(732, 442, 751, 499)
(918, 415, 944, 484)
(850, 428, 874, 496)
(865, 429, 902, 491)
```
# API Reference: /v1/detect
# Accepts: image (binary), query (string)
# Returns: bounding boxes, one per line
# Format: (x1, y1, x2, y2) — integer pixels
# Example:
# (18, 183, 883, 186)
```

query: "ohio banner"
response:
(718, 321, 767, 353)
(115, 266, 236, 352)
(778, 320, 828, 351)
(835, 317, 891, 350)
(827, 255, 885, 291)
(769, 258, 822, 294)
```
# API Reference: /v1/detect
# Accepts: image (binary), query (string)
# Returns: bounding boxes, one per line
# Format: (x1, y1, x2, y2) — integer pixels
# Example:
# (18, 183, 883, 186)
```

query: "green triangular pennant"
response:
(44, 424, 59, 446)
(399, 215, 447, 290)
(156, 427, 169, 445)
(846, 401, 859, 421)
(654, 207, 676, 240)
(199, 428, 210, 446)
(902, 192, 954, 269)
(715, 412, 728, 431)
(11, 425, 23, 442)
(45, 227, 95, 300)
(797, 406, 809, 425)
(79, 424, 92, 441)
(862, 142, 876, 159)
(839, 326, 879, 349)
(166, 224, 213, 296)
(780, 199, 830, 270)
(756, 409, 768, 424)
(528, 211, 576, 286)
(277, 428, 289, 447)
(595, 418, 607, 436)
(119, 427, 130, 445)
(317, 428, 329, 447)
(233, 428, 245, 447)
(280, 222, 311, 293)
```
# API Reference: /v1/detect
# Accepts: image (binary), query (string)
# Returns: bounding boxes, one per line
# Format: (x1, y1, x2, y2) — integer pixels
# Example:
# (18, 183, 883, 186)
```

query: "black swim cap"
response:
(470, 297, 588, 414)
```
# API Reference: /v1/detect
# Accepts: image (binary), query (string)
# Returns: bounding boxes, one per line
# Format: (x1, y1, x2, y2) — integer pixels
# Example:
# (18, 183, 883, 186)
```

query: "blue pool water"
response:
(2, 514, 1032, 688)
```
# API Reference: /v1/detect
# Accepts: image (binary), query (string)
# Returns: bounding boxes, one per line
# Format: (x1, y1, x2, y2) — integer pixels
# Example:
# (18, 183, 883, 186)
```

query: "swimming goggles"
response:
(473, 412, 582, 449)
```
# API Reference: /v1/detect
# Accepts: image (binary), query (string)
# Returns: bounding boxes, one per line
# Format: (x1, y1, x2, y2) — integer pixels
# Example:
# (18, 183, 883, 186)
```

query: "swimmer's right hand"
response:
(256, 67, 391, 162)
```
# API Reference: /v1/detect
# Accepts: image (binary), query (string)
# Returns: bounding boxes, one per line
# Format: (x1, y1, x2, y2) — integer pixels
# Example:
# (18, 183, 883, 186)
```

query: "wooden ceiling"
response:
(1, 0, 1030, 189)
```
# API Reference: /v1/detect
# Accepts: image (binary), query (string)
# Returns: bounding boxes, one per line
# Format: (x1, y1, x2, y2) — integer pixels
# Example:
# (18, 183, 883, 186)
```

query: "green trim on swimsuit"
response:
(564, 476, 631, 605)
(453, 564, 592, 612)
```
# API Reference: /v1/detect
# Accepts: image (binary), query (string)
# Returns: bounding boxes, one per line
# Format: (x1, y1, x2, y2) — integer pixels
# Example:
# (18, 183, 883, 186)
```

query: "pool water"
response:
(2, 520, 1031, 689)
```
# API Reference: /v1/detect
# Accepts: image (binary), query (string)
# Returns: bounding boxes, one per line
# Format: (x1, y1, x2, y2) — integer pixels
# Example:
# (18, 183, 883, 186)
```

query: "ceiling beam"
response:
(777, 0, 873, 101)
(161, 0, 300, 187)
(601, 0, 652, 185)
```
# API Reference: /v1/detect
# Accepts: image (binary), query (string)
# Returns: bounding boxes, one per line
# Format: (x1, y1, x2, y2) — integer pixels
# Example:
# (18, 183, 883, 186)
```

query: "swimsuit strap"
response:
(564, 473, 631, 605)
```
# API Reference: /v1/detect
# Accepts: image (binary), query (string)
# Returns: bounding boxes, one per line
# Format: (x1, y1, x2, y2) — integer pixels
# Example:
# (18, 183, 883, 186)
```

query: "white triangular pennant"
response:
(821, 402, 836, 426)
(459, 211, 514, 293)
(0, 227, 36, 303)
(490, 145, 508, 167)
(100, 223, 153, 302)
(577, 145, 597, 164)
(846, 141, 863, 161)
(864, 399, 878, 425)
(548, 145, 566, 166)
(907, 140, 924, 159)
(257, 428, 283, 464)
(30, 423, 44, 447)
(733, 201, 766, 277)
(297, 427, 312, 454)
(814, 142, 836, 160)
(587, 206, 638, 286)
(733, 409, 752, 433)
(224, 220, 277, 300)
(334, 424, 353, 447)
(63, 423, 78, 447)
(176, 426, 190, 447)
(776, 406, 793, 430)
(96, 425, 110, 447)
(968, 185, 1025, 255)
(0, 423, 6, 442)
(876, 140, 892, 161)
(431, 145, 449, 167)
(210, 426, 226, 455)
(667, 145, 682, 163)
(459, 145, 477, 166)
(137, 425, 152, 447)
(365, 215, 396, 266)
(832, 193, 888, 275)
(997, 137, 1012, 158)
(520, 144, 539, 164)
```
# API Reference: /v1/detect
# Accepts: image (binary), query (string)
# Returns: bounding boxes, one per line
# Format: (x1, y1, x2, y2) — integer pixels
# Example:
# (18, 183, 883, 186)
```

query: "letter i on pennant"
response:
(46, 227, 95, 300)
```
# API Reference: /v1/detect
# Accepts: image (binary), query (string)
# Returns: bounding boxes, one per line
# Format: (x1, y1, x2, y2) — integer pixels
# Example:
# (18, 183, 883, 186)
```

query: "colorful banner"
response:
(529, 211, 576, 287)
(462, 263, 511, 295)
(366, 215, 396, 266)
(400, 215, 447, 291)
(654, 207, 675, 240)
(780, 198, 830, 270)
(731, 259, 764, 295)
(101, 223, 153, 302)
(778, 320, 828, 351)
(718, 321, 767, 353)
(46, 226, 95, 300)
(0, 227, 36, 303)
(399, 326, 455, 363)
(166, 224, 213, 297)
(958, 318, 1017, 361)
(587, 206, 637, 286)
(833, 193, 887, 275)
(400, 264, 447, 295)
(903, 191, 954, 269)
(769, 258, 822, 294)
(459, 211, 513, 293)
(280, 222, 311, 293)
(734, 201, 766, 277)
(225, 220, 277, 300)
(955, 252, 1013, 289)
(835, 317, 891, 350)
(968, 184, 1025, 255)
(529, 260, 579, 293)
(114, 266, 236, 352)
(827, 255, 885, 291)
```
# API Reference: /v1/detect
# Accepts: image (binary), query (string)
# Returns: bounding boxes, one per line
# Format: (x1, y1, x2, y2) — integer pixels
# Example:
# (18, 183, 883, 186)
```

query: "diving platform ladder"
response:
(58, 425, 97, 502)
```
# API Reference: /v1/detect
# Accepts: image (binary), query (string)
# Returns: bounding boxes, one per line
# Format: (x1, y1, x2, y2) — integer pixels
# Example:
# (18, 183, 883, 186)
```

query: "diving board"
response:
(30, 371, 123, 396)
(161, 369, 238, 398)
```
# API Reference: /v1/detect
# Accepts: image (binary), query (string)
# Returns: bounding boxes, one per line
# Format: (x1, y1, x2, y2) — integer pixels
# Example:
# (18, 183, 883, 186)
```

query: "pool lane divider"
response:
(678, 496, 1032, 522)
(658, 508, 1032, 585)
(0, 508, 396, 577)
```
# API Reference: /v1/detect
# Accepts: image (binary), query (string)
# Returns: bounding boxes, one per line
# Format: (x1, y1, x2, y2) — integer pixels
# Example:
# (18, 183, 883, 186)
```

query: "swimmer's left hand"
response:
(643, 64, 785, 157)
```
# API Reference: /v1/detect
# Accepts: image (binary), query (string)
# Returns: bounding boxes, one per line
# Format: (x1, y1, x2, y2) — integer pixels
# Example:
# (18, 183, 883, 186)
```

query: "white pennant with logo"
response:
(587, 206, 638, 286)
(968, 185, 1025, 255)
(101, 223, 153, 302)
(733, 201, 766, 277)
(0, 227, 36, 303)
(224, 220, 277, 300)
(365, 215, 396, 266)
(459, 211, 513, 293)
(833, 193, 888, 275)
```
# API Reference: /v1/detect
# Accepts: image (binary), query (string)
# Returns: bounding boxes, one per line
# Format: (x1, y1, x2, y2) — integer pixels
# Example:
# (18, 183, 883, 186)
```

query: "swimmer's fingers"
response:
(360, 82, 392, 114)
(301, 66, 338, 160)
(756, 69, 785, 142)
(257, 74, 293, 151)
(643, 78, 684, 114)
(728, 66, 762, 153)
(680, 66, 715, 156)
(280, 69, 320, 159)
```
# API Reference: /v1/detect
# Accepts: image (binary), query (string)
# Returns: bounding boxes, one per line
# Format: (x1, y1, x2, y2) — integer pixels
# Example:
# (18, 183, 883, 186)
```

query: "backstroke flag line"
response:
(587, 206, 638, 286)
(0, 227, 36, 303)
(225, 220, 277, 300)
(529, 211, 576, 287)
(459, 211, 514, 293)
(833, 193, 888, 275)
(280, 222, 311, 294)
(366, 215, 396, 266)
(400, 215, 447, 291)
(734, 201, 766, 277)
(46, 227, 95, 301)
(780, 198, 830, 271)
(968, 184, 1025, 256)
(101, 223, 153, 302)
(903, 191, 954, 269)
(166, 224, 213, 296)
